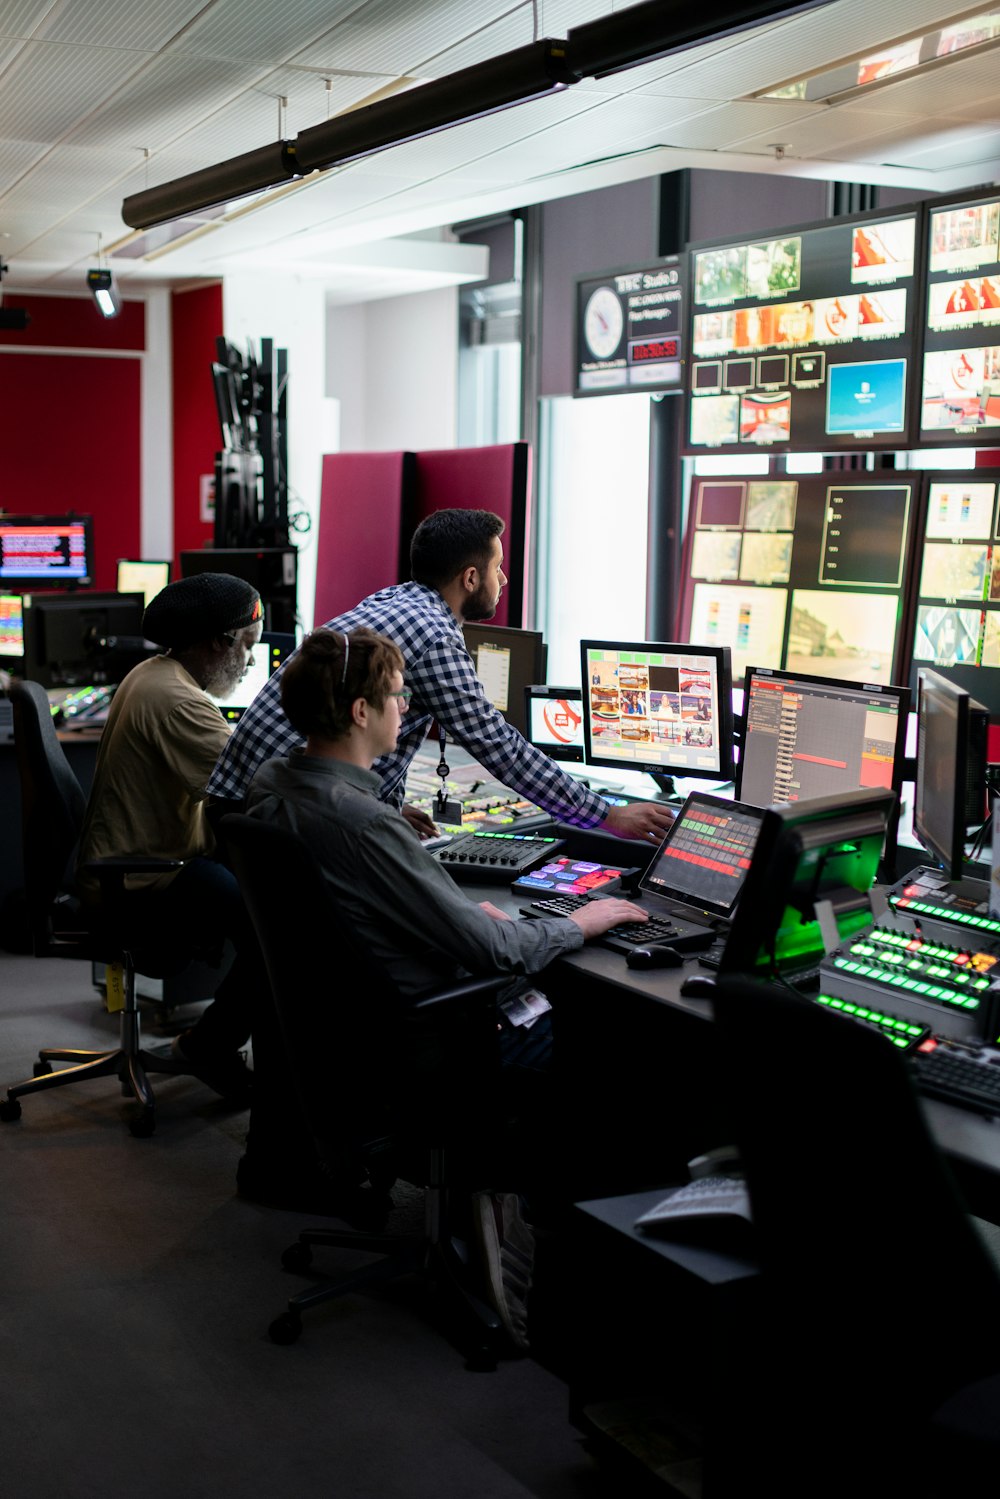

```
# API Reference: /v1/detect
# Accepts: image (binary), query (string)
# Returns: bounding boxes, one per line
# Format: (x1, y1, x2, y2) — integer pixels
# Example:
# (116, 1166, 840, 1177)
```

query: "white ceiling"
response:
(1, 0, 999, 305)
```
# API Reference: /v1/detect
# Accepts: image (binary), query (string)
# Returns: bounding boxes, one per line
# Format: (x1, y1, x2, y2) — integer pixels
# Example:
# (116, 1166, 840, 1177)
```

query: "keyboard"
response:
(520, 897, 716, 956)
(520, 894, 591, 918)
(912, 1045, 1000, 1117)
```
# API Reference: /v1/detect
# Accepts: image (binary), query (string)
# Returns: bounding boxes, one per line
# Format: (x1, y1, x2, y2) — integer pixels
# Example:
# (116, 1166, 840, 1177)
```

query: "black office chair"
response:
(223, 813, 512, 1364)
(707, 975, 1000, 1496)
(0, 679, 201, 1136)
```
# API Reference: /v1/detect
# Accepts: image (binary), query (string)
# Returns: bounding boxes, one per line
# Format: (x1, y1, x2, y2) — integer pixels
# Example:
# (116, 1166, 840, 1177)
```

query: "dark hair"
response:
(410, 508, 504, 589)
(280, 627, 404, 740)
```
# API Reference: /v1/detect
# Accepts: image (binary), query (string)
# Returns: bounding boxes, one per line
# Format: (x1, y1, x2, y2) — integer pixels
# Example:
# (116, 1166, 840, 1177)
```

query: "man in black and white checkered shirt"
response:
(207, 509, 674, 846)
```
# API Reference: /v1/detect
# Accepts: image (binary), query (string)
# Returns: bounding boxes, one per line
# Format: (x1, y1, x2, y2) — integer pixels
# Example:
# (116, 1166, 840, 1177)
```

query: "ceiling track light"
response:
(120, 0, 832, 233)
(87, 267, 121, 318)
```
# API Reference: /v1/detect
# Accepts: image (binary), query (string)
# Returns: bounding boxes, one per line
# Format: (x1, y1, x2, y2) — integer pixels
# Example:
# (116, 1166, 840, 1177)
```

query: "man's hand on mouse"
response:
(598, 800, 675, 844)
(568, 899, 648, 940)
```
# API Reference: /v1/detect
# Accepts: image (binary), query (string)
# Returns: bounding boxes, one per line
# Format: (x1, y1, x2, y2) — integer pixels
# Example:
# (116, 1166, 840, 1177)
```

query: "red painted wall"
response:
(171, 283, 223, 571)
(0, 295, 145, 592)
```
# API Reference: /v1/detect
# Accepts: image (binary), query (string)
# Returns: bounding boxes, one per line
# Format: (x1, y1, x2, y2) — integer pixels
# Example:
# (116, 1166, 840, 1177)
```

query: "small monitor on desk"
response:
(914, 668, 988, 879)
(525, 685, 584, 762)
(580, 639, 734, 793)
(0, 593, 23, 659)
(462, 623, 546, 738)
(719, 786, 896, 981)
(116, 559, 171, 608)
(22, 591, 149, 688)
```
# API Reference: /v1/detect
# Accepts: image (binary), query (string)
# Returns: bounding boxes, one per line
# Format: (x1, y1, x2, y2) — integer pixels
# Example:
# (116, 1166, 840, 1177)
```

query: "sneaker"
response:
(171, 1031, 253, 1105)
(471, 1191, 535, 1352)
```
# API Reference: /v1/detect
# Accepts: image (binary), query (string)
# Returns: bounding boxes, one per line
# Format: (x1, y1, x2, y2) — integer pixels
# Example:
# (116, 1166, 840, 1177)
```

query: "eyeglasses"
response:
(388, 689, 413, 707)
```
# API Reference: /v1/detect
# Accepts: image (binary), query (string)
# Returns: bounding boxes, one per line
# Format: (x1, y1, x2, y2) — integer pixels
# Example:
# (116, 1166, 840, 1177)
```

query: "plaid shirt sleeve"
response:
(408, 635, 608, 827)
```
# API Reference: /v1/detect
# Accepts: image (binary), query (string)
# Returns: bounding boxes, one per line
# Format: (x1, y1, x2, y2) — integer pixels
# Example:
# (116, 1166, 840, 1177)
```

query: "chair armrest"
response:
(410, 974, 509, 1016)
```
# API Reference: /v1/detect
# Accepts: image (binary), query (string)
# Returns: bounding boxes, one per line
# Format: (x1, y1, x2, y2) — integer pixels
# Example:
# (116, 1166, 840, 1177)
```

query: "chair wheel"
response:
(281, 1243, 313, 1274)
(32, 1061, 53, 1078)
(128, 1110, 155, 1138)
(0, 1097, 22, 1122)
(269, 1312, 302, 1345)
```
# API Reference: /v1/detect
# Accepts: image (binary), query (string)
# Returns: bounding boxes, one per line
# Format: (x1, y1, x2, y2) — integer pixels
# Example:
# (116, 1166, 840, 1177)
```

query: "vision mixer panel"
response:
(404, 746, 551, 834)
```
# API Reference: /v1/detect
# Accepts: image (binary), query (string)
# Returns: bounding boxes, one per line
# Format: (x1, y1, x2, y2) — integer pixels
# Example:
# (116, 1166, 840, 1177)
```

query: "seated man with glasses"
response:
(243, 625, 647, 1348)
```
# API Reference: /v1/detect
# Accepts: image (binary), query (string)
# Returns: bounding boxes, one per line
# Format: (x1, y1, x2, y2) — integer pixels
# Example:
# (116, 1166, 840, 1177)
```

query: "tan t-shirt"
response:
(77, 654, 231, 899)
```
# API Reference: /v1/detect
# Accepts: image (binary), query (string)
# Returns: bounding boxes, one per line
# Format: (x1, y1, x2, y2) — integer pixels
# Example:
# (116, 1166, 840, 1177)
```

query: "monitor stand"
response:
(647, 773, 678, 800)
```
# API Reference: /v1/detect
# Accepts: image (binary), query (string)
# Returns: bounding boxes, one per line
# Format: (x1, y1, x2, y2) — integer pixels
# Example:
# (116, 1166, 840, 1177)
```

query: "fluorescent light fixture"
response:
(123, 141, 300, 233)
(86, 268, 121, 318)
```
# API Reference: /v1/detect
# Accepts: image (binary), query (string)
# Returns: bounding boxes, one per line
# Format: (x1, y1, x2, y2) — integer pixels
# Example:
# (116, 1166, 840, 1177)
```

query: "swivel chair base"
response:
(269, 1149, 504, 1369)
(0, 952, 197, 1137)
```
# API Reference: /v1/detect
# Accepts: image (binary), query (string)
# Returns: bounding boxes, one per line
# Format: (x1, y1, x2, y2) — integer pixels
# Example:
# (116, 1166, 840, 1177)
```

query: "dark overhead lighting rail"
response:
(122, 0, 829, 232)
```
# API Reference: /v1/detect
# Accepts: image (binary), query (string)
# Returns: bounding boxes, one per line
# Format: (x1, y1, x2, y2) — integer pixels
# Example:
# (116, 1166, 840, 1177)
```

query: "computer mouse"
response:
(626, 944, 685, 970)
(679, 974, 718, 997)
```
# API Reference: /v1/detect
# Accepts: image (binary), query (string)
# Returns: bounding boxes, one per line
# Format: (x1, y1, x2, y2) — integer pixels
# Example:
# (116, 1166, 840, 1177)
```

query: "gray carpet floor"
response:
(0, 953, 616, 1499)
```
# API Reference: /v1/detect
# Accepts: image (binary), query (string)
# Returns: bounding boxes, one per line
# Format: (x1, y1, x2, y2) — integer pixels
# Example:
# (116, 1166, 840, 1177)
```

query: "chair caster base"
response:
(269, 1312, 303, 1345)
(128, 1110, 155, 1138)
(281, 1243, 313, 1274)
(32, 1061, 53, 1078)
(0, 1096, 22, 1122)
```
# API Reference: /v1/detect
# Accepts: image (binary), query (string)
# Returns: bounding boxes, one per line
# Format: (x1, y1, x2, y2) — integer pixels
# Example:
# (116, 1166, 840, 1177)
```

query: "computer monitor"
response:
(642, 791, 765, 919)
(737, 667, 909, 868)
(719, 787, 896, 981)
(914, 668, 989, 879)
(22, 591, 149, 688)
(0, 593, 24, 659)
(116, 559, 171, 608)
(462, 623, 546, 738)
(209, 631, 295, 723)
(580, 639, 734, 790)
(524, 685, 584, 763)
(0, 514, 93, 587)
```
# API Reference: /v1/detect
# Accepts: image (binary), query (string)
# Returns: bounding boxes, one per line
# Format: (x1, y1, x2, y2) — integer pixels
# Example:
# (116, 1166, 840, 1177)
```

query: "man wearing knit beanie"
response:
(77, 574, 265, 1101)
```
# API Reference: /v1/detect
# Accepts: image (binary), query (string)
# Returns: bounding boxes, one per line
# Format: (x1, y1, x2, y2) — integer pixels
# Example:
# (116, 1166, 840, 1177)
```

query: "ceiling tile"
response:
(0, 38, 154, 143)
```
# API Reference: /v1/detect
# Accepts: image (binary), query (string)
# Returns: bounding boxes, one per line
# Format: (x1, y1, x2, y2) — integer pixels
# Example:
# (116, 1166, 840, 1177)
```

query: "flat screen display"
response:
(581, 639, 734, 781)
(575, 257, 684, 396)
(686, 207, 919, 453)
(677, 474, 918, 685)
(0, 515, 93, 586)
(462, 623, 546, 738)
(920, 190, 1000, 443)
(116, 559, 171, 607)
(0, 593, 23, 658)
(525, 685, 585, 762)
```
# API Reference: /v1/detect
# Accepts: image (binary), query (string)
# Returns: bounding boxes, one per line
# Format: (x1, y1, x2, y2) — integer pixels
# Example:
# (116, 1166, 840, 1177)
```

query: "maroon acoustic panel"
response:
(410, 443, 531, 627)
(314, 451, 414, 625)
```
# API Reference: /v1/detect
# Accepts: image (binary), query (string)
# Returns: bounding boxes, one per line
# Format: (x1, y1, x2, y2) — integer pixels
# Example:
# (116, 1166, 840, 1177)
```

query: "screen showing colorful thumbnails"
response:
(909, 471, 1000, 718)
(581, 640, 734, 781)
(737, 668, 908, 868)
(687, 208, 918, 453)
(0, 593, 23, 658)
(0, 515, 93, 587)
(525, 685, 585, 762)
(678, 474, 917, 685)
(921, 191, 1000, 443)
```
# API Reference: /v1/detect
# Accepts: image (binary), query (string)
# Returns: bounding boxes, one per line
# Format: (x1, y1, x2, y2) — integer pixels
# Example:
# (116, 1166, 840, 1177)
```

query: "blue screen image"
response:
(825, 358, 907, 435)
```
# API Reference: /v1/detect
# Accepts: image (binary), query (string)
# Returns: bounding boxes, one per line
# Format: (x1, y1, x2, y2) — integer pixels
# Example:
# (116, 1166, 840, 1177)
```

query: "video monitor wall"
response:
(908, 471, 1000, 717)
(685, 207, 920, 454)
(920, 190, 1000, 442)
(676, 473, 919, 685)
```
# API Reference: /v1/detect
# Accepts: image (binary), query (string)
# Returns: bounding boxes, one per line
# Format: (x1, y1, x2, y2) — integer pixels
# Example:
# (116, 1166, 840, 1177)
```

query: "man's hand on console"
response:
(568, 899, 648, 941)
(401, 803, 440, 839)
(599, 800, 675, 845)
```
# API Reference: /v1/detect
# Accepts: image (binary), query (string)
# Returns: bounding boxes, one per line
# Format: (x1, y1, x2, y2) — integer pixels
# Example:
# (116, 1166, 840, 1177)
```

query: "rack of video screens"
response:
(580, 639, 734, 791)
(462, 623, 546, 738)
(676, 472, 920, 685)
(914, 668, 989, 879)
(0, 514, 93, 587)
(686, 204, 920, 454)
(920, 188, 1000, 444)
(719, 787, 896, 980)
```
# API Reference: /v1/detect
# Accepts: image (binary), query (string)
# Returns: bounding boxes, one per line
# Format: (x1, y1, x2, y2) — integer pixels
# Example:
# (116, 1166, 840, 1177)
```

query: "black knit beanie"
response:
(143, 573, 263, 649)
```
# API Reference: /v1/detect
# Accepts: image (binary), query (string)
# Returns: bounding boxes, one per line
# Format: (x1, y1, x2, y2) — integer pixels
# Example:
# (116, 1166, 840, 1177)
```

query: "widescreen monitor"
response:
(209, 632, 295, 723)
(0, 514, 93, 587)
(580, 639, 734, 788)
(116, 559, 171, 607)
(22, 591, 148, 688)
(914, 668, 989, 879)
(462, 623, 546, 738)
(524, 685, 584, 762)
(0, 593, 24, 659)
(920, 188, 1000, 444)
(719, 787, 896, 981)
(686, 204, 919, 454)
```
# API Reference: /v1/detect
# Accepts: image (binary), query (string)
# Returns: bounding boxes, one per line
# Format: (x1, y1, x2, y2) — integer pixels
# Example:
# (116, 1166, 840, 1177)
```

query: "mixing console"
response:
(404, 747, 550, 834)
(432, 831, 566, 884)
(886, 866, 1000, 945)
(820, 922, 1000, 1045)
